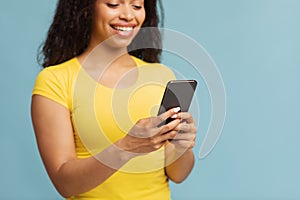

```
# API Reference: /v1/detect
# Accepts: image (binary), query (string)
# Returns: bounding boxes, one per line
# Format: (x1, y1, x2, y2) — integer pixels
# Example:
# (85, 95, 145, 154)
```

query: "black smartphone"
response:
(157, 80, 197, 126)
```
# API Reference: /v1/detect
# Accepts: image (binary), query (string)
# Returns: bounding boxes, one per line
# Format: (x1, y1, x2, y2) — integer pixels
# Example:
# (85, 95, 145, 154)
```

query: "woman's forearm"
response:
(165, 148, 195, 183)
(50, 141, 134, 198)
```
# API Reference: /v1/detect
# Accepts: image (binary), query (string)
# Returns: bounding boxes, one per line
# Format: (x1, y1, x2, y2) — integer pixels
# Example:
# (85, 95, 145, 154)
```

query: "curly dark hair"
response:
(38, 0, 164, 68)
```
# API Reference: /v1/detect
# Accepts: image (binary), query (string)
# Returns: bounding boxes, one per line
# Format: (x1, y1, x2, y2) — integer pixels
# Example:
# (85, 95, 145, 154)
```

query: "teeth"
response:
(113, 26, 133, 32)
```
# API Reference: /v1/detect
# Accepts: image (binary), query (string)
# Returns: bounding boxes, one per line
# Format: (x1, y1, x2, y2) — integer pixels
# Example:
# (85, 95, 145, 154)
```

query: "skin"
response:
(31, 0, 197, 198)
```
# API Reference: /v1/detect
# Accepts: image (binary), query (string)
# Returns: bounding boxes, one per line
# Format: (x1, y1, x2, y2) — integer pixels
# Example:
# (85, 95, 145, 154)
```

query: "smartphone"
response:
(157, 80, 197, 126)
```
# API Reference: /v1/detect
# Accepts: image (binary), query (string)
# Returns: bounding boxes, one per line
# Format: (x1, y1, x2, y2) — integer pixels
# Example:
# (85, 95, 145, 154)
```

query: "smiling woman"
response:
(32, 0, 197, 199)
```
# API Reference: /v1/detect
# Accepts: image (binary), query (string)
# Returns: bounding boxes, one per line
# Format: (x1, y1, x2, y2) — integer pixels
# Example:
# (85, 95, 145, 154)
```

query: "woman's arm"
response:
(165, 112, 197, 183)
(31, 95, 180, 198)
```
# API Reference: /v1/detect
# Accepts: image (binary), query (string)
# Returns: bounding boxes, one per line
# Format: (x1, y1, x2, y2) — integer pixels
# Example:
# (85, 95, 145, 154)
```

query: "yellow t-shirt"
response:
(32, 56, 176, 200)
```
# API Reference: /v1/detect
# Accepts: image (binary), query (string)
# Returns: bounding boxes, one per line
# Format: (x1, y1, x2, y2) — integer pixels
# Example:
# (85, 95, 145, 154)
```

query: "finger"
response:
(172, 132, 196, 141)
(158, 130, 178, 142)
(158, 119, 181, 135)
(174, 123, 190, 132)
(174, 123, 198, 134)
(177, 112, 194, 124)
(154, 107, 181, 127)
(149, 130, 177, 150)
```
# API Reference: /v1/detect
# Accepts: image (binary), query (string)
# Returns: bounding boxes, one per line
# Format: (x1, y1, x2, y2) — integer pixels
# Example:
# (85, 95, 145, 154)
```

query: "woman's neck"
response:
(77, 40, 129, 70)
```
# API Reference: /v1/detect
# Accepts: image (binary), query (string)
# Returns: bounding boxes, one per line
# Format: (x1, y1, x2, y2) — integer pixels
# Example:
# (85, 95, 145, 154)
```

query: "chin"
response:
(112, 39, 133, 49)
(103, 35, 135, 49)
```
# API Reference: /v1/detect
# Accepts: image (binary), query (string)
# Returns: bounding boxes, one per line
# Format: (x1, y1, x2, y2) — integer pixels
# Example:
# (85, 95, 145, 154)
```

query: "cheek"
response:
(94, 6, 118, 25)
(138, 11, 146, 26)
(96, 11, 114, 23)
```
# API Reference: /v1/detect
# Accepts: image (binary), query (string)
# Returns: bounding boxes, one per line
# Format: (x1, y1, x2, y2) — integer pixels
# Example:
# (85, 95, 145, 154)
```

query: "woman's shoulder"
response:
(34, 57, 81, 93)
(42, 58, 80, 74)
(35, 57, 81, 85)
(32, 58, 80, 109)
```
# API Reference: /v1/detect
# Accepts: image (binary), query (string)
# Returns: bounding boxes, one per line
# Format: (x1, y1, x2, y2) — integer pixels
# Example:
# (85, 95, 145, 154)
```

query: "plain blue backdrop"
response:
(1, 0, 299, 199)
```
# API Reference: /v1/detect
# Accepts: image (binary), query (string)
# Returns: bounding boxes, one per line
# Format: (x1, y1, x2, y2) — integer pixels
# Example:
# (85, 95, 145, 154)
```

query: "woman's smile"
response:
(110, 22, 137, 38)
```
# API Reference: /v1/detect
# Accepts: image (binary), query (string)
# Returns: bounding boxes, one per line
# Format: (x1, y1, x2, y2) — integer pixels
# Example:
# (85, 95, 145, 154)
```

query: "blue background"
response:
(1, 0, 299, 199)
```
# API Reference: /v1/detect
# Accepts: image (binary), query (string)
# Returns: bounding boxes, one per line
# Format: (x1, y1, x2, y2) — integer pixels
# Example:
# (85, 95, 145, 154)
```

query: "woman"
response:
(31, 0, 197, 199)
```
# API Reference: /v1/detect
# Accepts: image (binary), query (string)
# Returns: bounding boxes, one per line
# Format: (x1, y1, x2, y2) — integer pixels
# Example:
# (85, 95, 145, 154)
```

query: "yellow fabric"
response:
(32, 56, 176, 200)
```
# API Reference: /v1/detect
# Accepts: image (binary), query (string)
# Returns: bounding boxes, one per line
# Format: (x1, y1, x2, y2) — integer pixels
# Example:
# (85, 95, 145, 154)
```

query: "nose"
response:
(119, 5, 134, 21)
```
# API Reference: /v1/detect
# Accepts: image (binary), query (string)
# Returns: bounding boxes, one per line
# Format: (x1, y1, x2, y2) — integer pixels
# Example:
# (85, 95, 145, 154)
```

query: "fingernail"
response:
(173, 107, 180, 113)
(171, 114, 178, 118)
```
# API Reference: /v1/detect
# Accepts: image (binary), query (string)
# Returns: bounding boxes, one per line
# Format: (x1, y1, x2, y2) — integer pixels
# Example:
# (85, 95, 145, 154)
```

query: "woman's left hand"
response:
(169, 112, 198, 152)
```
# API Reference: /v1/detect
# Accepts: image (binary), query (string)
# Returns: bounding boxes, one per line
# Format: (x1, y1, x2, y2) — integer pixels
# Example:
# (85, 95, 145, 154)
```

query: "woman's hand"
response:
(116, 107, 181, 154)
(170, 112, 198, 152)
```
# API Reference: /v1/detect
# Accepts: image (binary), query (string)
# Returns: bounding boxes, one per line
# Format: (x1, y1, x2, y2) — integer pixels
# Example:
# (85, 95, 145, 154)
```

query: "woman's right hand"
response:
(116, 107, 181, 154)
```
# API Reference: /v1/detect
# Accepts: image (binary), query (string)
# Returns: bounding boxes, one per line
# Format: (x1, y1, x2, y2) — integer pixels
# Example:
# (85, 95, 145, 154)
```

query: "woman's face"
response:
(91, 0, 146, 49)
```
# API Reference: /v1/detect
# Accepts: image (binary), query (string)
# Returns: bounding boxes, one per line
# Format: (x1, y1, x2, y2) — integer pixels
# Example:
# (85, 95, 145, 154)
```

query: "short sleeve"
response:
(32, 68, 70, 109)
